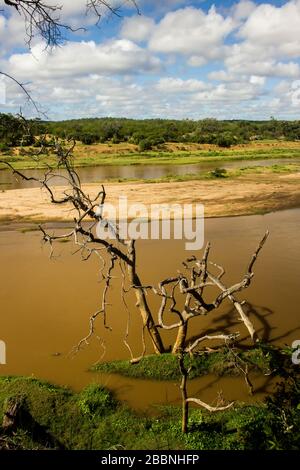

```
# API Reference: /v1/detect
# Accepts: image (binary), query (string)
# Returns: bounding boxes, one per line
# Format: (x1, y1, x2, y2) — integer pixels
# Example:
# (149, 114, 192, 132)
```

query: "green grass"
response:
(92, 345, 287, 381)
(142, 163, 300, 183)
(0, 367, 299, 450)
(1, 144, 300, 170)
(75, 163, 299, 186)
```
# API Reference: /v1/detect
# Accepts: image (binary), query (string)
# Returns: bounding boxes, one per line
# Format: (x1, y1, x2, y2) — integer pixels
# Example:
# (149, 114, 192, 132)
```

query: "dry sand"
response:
(0, 172, 300, 223)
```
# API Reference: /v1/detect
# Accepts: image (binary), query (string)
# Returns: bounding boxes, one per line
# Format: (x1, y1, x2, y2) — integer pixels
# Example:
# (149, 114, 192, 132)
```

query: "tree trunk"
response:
(2, 397, 25, 432)
(127, 241, 165, 354)
(179, 356, 189, 433)
(172, 321, 188, 354)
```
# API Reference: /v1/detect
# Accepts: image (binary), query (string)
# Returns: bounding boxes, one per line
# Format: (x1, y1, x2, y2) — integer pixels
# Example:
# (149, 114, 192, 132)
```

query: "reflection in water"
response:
(0, 208, 300, 409)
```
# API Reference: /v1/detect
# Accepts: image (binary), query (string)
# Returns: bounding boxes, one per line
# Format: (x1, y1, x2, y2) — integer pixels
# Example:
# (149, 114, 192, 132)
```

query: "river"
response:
(0, 157, 299, 190)
(0, 208, 299, 410)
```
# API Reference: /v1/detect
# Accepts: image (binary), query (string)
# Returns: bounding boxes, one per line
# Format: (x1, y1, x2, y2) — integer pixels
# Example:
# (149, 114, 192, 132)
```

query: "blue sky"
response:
(0, 0, 300, 120)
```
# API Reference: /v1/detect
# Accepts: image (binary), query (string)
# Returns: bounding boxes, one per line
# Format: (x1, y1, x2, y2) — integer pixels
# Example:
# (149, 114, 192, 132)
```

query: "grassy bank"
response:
(107, 163, 300, 184)
(92, 345, 287, 381)
(1, 141, 300, 171)
(0, 366, 299, 450)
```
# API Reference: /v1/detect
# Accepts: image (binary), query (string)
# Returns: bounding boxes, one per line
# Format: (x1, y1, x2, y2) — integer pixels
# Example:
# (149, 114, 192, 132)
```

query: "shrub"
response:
(138, 139, 153, 152)
(81, 133, 99, 145)
(78, 384, 117, 418)
(210, 168, 227, 178)
(0, 141, 10, 152)
(216, 133, 236, 148)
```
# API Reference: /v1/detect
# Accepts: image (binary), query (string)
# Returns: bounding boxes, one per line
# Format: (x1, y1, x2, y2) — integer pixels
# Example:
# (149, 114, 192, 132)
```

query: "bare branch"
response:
(1, 0, 140, 47)
(185, 333, 240, 354)
(186, 398, 234, 413)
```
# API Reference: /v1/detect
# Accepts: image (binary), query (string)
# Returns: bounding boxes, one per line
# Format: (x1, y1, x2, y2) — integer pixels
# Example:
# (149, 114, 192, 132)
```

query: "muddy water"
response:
(0, 209, 300, 410)
(0, 157, 299, 190)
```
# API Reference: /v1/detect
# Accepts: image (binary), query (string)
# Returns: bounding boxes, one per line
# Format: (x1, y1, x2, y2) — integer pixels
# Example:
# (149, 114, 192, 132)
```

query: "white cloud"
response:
(1, 0, 300, 120)
(187, 56, 207, 67)
(6, 39, 161, 80)
(192, 79, 266, 103)
(225, 40, 300, 78)
(287, 80, 300, 107)
(249, 75, 266, 86)
(148, 6, 234, 61)
(238, 0, 300, 58)
(121, 15, 155, 42)
(208, 70, 237, 82)
(232, 0, 256, 20)
(216, 1, 300, 81)
(0, 12, 28, 55)
(156, 77, 210, 93)
(1, 70, 298, 121)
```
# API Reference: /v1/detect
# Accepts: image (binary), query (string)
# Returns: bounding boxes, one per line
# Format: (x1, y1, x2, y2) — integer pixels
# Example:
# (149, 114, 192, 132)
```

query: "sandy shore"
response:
(1, 172, 300, 223)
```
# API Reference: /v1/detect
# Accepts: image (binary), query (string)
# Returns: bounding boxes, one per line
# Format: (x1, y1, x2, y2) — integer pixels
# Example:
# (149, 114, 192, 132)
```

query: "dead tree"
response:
(178, 353, 235, 433)
(0, 133, 270, 432)
(0, 0, 270, 433)
(0, 137, 268, 360)
(153, 231, 268, 354)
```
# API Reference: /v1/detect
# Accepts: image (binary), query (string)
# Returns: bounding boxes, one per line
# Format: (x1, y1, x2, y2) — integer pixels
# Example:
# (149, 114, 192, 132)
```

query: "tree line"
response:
(1, 113, 300, 150)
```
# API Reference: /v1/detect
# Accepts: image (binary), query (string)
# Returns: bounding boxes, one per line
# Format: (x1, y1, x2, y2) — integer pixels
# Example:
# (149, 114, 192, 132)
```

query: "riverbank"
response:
(92, 345, 284, 380)
(0, 354, 299, 450)
(1, 168, 300, 223)
(1, 140, 300, 170)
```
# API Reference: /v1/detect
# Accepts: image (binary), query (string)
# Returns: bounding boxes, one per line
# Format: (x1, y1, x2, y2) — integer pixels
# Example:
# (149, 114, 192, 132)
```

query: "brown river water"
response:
(0, 208, 300, 410)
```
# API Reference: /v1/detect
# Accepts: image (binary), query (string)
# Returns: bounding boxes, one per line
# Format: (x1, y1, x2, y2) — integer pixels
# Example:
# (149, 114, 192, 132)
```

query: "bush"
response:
(78, 384, 117, 418)
(0, 141, 10, 152)
(216, 133, 236, 148)
(138, 139, 153, 152)
(81, 133, 99, 145)
(210, 168, 227, 178)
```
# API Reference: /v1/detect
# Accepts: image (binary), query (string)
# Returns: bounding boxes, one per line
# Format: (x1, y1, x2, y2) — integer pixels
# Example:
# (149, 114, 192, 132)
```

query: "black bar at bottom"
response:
(0, 450, 298, 465)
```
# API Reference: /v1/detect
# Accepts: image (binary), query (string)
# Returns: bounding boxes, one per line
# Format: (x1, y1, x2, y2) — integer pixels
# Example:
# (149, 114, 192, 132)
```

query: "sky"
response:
(0, 0, 300, 120)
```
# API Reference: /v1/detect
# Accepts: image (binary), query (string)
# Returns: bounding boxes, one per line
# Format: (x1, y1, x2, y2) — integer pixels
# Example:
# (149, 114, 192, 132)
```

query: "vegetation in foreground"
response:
(0, 361, 299, 450)
(92, 344, 289, 381)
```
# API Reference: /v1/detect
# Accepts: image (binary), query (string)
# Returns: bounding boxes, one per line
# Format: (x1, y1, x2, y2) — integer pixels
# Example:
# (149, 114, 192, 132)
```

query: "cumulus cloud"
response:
(148, 6, 234, 61)
(6, 39, 161, 80)
(1, 0, 300, 120)
(238, 0, 300, 56)
(225, 46, 300, 78)
(120, 15, 155, 42)
(0, 12, 28, 55)
(187, 56, 207, 67)
(217, 1, 300, 81)
(156, 77, 210, 93)
(232, 0, 257, 20)
(192, 79, 266, 103)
